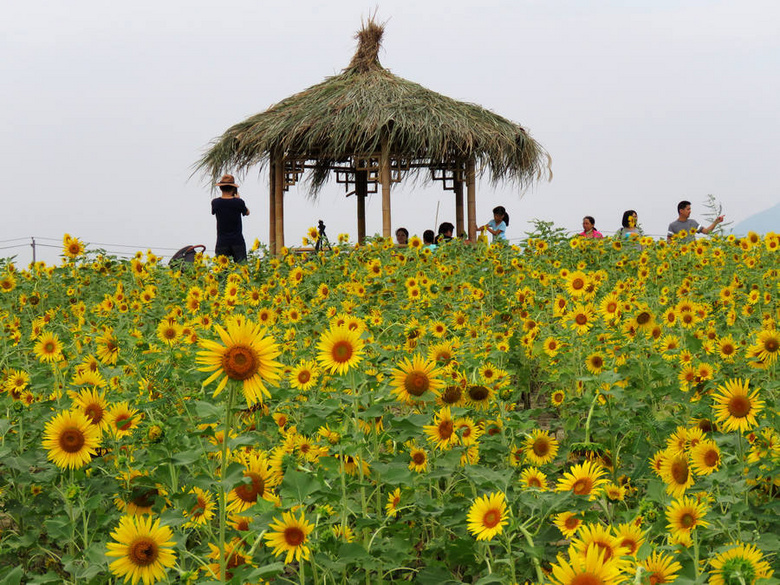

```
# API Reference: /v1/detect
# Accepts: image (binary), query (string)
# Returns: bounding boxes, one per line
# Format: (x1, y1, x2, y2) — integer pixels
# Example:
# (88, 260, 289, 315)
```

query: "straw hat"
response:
(215, 174, 239, 188)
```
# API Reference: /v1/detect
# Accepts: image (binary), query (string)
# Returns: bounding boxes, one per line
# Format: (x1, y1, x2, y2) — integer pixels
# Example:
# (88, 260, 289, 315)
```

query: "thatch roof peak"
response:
(345, 19, 385, 73)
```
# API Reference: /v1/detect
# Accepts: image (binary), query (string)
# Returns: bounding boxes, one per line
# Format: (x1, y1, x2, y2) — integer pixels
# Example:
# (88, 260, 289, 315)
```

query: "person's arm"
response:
(700, 215, 724, 234)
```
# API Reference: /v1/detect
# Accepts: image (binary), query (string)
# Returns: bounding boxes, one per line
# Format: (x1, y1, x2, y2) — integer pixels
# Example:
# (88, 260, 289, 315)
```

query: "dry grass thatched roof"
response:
(197, 19, 550, 193)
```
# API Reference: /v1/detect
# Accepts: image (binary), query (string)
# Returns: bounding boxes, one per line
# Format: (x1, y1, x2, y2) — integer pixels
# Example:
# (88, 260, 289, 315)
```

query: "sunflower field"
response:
(0, 230, 778, 585)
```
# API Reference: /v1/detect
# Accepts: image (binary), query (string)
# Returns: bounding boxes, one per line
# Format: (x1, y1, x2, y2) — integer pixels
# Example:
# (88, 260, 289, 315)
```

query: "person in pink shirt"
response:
(579, 216, 603, 238)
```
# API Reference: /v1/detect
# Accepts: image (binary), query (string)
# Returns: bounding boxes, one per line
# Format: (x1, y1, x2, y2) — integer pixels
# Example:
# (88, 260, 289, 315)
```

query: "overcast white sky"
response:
(3, 0, 779, 264)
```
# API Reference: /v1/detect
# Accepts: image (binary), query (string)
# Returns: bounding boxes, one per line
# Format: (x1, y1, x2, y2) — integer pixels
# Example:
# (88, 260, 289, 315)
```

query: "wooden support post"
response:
(356, 169, 367, 243)
(274, 158, 285, 252)
(467, 158, 477, 242)
(380, 138, 392, 239)
(454, 177, 464, 238)
(269, 158, 276, 255)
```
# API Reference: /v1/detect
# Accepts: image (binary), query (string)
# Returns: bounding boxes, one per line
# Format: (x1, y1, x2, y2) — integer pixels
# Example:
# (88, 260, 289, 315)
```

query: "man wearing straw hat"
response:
(211, 174, 250, 262)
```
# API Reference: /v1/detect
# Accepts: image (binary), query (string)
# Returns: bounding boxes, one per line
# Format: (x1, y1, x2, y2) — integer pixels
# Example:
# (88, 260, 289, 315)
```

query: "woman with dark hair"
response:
(615, 210, 642, 241)
(579, 216, 603, 239)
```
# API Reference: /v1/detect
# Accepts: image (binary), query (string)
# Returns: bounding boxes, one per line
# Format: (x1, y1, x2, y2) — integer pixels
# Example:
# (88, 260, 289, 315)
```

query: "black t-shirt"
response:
(211, 197, 247, 245)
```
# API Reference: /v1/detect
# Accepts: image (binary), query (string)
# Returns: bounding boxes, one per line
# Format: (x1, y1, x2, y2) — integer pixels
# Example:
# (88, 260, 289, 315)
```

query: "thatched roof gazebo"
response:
(197, 19, 550, 253)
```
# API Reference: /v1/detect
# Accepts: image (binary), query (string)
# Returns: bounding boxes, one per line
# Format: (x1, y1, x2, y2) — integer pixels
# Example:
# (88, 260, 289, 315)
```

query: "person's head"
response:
(423, 229, 435, 244)
(677, 200, 692, 220)
(395, 227, 409, 245)
(582, 216, 596, 231)
(216, 174, 239, 197)
(438, 222, 454, 238)
(493, 206, 509, 226)
(621, 210, 638, 228)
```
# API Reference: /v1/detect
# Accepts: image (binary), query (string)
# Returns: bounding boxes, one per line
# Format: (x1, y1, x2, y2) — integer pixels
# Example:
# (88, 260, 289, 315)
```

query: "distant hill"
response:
(731, 201, 780, 236)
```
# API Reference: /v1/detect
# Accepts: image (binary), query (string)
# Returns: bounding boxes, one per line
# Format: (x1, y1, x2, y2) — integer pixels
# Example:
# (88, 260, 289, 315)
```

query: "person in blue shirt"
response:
(480, 206, 509, 242)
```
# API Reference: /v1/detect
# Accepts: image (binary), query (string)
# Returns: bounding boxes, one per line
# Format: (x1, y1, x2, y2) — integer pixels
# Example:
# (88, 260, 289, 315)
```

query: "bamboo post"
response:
(269, 158, 277, 255)
(274, 157, 285, 252)
(454, 176, 464, 238)
(380, 138, 392, 239)
(356, 170, 367, 243)
(467, 158, 477, 241)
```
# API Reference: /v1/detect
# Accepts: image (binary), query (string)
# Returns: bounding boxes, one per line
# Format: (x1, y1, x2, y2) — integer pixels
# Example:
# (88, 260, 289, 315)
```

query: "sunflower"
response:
(423, 407, 459, 451)
(316, 325, 364, 375)
(716, 335, 738, 360)
(709, 542, 774, 585)
(96, 328, 120, 365)
(659, 451, 695, 497)
(548, 546, 624, 585)
(665, 496, 710, 544)
(556, 460, 608, 500)
(385, 488, 402, 517)
(62, 234, 85, 259)
(585, 352, 606, 374)
(711, 378, 765, 433)
(523, 429, 559, 465)
(155, 320, 181, 346)
(72, 387, 111, 433)
(614, 523, 645, 557)
(565, 271, 589, 298)
(34, 332, 63, 363)
(689, 439, 721, 475)
(108, 402, 142, 438)
(639, 550, 682, 584)
(263, 510, 314, 564)
(183, 487, 216, 528)
(106, 515, 176, 585)
(408, 445, 429, 473)
(197, 318, 282, 406)
(567, 303, 596, 335)
(205, 538, 251, 581)
(466, 491, 508, 541)
(569, 523, 628, 564)
(42, 410, 101, 470)
(550, 389, 566, 407)
(751, 329, 780, 365)
(553, 511, 583, 538)
(543, 336, 563, 358)
(464, 384, 494, 410)
(520, 466, 548, 491)
(227, 453, 279, 513)
(288, 359, 319, 391)
(390, 355, 445, 404)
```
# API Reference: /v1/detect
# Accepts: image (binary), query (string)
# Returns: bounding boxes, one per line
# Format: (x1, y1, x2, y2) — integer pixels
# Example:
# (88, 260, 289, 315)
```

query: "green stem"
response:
(518, 525, 544, 584)
(218, 383, 237, 584)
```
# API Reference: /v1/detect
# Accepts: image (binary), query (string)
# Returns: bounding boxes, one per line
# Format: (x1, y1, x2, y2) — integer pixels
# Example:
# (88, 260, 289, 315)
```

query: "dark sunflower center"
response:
(572, 478, 593, 495)
(331, 340, 353, 363)
(191, 496, 207, 516)
(532, 439, 550, 457)
(590, 356, 603, 368)
(412, 452, 426, 465)
(575, 314, 588, 325)
(468, 385, 489, 401)
(565, 516, 579, 529)
(129, 538, 158, 567)
(679, 512, 695, 528)
(59, 428, 85, 453)
(222, 346, 259, 380)
(297, 370, 311, 384)
(438, 420, 454, 439)
(131, 487, 158, 508)
(84, 404, 103, 423)
(571, 278, 584, 290)
(762, 339, 778, 352)
(482, 509, 501, 528)
(115, 414, 133, 431)
(594, 542, 613, 561)
(405, 372, 429, 396)
(235, 472, 265, 502)
(621, 538, 638, 554)
(528, 476, 542, 488)
(671, 459, 689, 485)
(441, 386, 462, 404)
(284, 527, 305, 547)
(569, 574, 600, 585)
(43, 342, 56, 353)
(637, 312, 651, 325)
(703, 449, 719, 467)
(728, 395, 751, 418)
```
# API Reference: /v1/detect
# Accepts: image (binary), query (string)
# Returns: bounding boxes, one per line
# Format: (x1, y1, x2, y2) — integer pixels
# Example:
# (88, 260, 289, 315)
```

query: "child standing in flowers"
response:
(479, 206, 509, 242)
